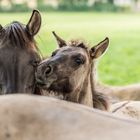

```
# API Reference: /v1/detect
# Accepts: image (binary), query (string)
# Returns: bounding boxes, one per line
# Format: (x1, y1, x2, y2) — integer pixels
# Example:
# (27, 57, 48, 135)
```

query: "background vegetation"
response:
(1, 12, 139, 86)
(0, 0, 137, 12)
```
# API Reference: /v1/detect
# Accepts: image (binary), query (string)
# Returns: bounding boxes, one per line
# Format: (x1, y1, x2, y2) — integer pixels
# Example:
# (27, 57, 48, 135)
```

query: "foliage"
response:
(0, 0, 133, 12)
(91, 2, 120, 12)
(58, 0, 88, 11)
(0, 3, 30, 12)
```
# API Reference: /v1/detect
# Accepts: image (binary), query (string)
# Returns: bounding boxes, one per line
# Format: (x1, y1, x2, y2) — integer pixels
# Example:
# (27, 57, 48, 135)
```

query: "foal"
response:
(0, 10, 41, 94)
(36, 32, 109, 110)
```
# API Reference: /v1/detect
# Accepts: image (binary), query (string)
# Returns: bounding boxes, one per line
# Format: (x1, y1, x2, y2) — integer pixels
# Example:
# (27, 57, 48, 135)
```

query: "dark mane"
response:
(0, 21, 35, 49)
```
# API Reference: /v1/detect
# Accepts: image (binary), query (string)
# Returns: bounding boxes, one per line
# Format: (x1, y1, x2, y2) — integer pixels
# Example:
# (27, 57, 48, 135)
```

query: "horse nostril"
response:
(45, 65, 52, 76)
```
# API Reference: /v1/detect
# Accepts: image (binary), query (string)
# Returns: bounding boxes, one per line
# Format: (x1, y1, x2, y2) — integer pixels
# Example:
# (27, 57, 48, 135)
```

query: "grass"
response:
(0, 12, 140, 86)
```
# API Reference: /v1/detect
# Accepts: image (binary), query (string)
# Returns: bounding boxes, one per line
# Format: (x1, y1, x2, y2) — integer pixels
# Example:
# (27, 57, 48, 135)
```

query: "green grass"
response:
(1, 12, 140, 86)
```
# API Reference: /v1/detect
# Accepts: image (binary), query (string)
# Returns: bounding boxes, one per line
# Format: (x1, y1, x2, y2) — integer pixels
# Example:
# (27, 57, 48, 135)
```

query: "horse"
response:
(96, 82, 140, 102)
(35, 32, 140, 120)
(0, 10, 41, 94)
(0, 94, 140, 140)
(35, 32, 109, 110)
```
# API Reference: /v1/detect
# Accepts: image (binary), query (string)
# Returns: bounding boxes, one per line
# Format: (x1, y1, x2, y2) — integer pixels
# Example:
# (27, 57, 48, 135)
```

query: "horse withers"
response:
(0, 10, 41, 94)
(36, 32, 109, 110)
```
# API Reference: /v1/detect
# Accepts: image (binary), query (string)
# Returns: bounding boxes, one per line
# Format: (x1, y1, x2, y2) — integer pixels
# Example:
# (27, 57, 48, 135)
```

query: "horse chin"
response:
(48, 78, 73, 94)
(37, 78, 73, 99)
(37, 78, 57, 90)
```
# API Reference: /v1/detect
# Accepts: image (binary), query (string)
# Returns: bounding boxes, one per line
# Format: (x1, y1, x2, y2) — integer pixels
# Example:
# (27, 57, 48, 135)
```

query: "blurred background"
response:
(0, 0, 140, 86)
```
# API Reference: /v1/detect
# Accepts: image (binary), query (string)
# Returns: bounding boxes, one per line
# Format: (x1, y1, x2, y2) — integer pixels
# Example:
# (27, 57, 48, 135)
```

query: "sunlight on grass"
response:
(1, 12, 140, 85)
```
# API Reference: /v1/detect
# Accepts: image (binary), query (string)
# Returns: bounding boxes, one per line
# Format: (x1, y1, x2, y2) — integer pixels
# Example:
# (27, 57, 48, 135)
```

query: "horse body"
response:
(36, 32, 109, 110)
(109, 100, 140, 121)
(0, 94, 140, 140)
(96, 83, 140, 102)
(0, 10, 41, 94)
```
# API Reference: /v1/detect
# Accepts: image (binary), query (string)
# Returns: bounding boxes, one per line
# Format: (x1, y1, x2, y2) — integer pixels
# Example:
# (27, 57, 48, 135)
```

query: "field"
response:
(0, 12, 140, 86)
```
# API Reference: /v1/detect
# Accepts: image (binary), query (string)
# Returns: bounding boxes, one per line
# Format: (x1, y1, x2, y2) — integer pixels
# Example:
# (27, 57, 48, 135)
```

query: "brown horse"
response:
(0, 10, 41, 94)
(36, 32, 109, 110)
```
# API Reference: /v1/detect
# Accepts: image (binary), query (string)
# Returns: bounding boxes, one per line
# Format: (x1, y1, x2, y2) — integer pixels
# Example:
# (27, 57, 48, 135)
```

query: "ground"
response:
(0, 11, 140, 85)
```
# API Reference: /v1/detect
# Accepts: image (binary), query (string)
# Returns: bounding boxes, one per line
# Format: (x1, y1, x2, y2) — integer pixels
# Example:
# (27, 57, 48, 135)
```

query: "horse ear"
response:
(26, 10, 41, 36)
(52, 31, 67, 48)
(90, 37, 109, 59)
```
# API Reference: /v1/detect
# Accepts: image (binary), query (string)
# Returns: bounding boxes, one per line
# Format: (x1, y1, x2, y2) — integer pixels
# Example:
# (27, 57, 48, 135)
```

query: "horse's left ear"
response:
(90, 37, 109, 59)
(26, 10, 41, 36)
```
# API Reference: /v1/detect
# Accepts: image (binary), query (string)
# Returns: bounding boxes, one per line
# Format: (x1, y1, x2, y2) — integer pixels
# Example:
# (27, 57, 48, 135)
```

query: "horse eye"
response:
(31, 60, 39, 67)
(75, 58, 84, 65)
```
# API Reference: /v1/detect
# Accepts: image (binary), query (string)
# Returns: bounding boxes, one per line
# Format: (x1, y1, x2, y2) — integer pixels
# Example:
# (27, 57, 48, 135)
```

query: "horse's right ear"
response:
(26, 10, 41, 36)
(52, 31, 67, 48)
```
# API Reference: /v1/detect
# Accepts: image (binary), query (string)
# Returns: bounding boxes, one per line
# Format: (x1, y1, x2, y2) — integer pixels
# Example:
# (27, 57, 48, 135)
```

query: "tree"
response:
(108, 0, 114, 4)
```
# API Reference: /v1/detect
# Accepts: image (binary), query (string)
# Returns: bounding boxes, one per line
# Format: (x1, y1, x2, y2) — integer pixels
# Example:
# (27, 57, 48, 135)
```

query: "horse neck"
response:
(91, 61, 109, 111)
(68, 63, 94, 107)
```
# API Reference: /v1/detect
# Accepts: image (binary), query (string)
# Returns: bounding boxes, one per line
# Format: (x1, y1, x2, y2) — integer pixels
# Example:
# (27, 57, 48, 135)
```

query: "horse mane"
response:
(68, 39, 89, 50)
(0, 21, 36, 49)
(93, 91, 109, 110)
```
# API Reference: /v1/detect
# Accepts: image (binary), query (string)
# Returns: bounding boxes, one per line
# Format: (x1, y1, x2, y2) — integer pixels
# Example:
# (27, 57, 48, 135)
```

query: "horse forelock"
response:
(67, 39, 92, 57)
(0, 21, 36, 49)
(68, 40, 88, 49)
